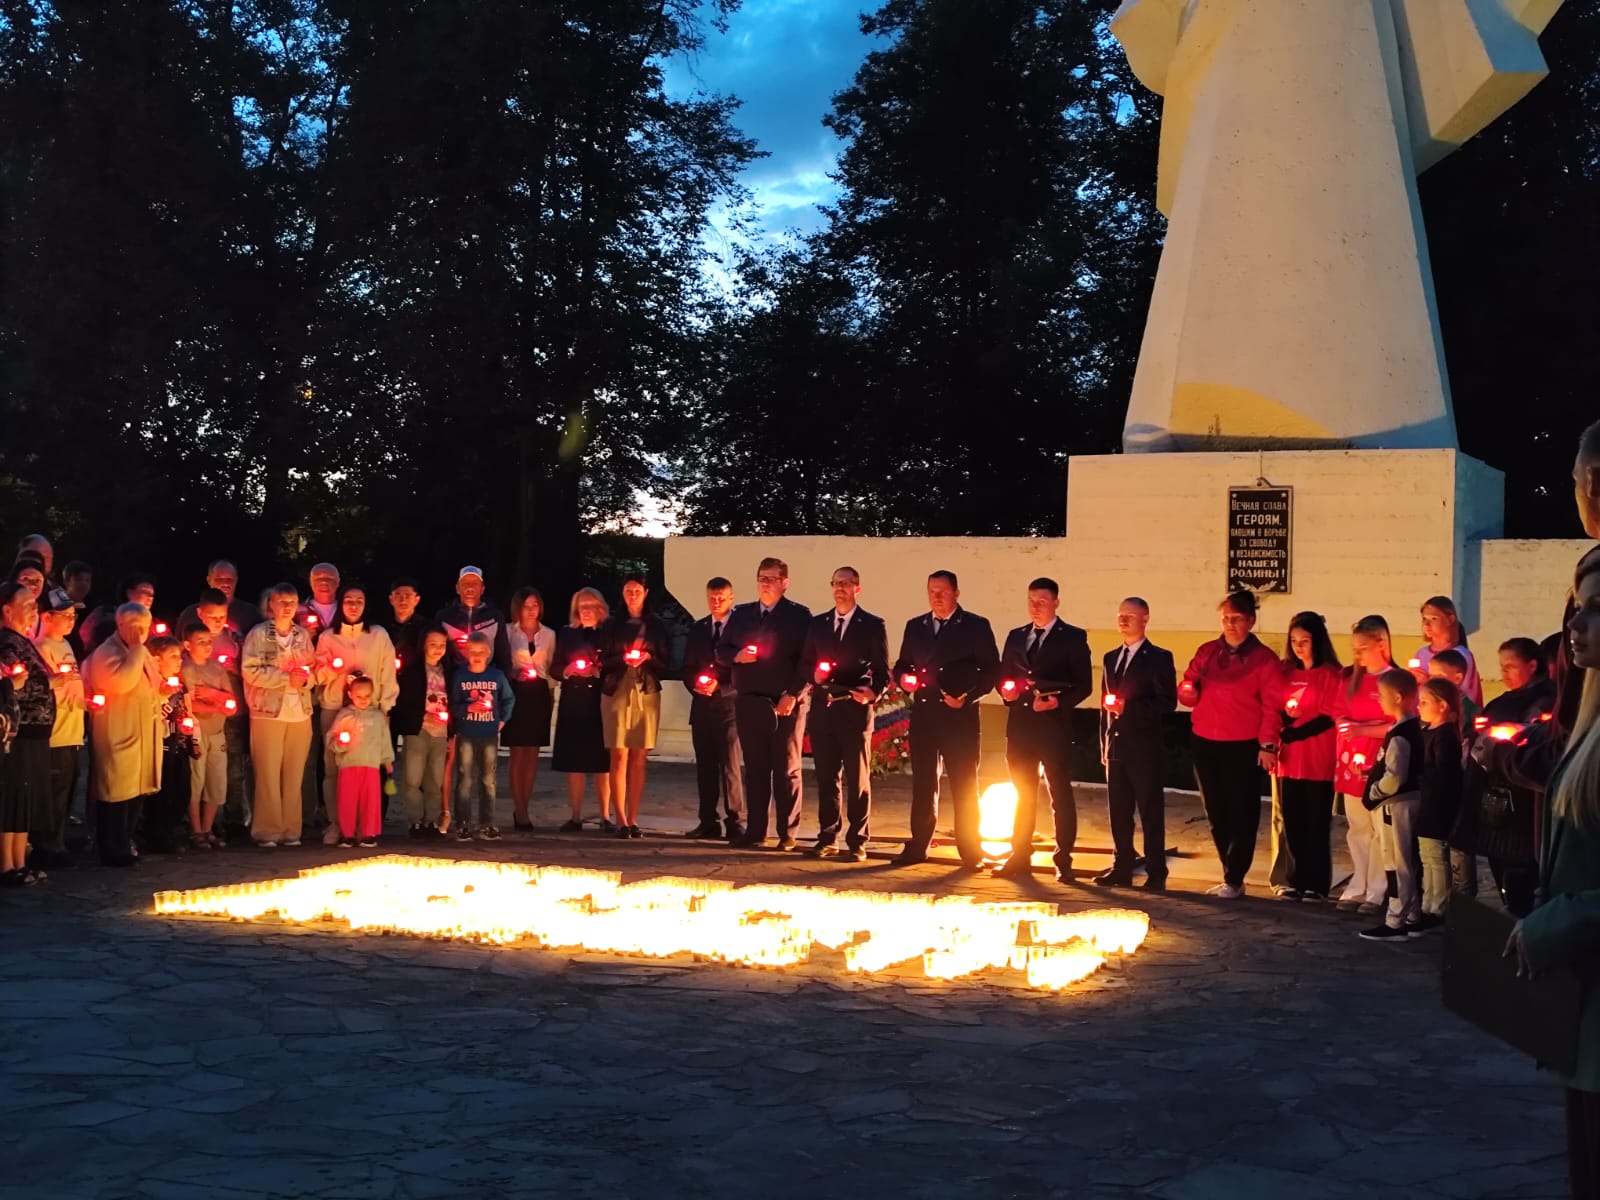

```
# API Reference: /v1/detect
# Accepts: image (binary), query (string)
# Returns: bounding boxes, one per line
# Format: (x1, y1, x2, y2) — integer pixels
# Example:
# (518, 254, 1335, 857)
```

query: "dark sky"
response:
(664, 0, 874, 249)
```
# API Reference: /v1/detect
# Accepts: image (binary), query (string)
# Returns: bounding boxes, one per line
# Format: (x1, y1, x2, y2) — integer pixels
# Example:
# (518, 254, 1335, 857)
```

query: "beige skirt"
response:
(602, 681, 660, 750)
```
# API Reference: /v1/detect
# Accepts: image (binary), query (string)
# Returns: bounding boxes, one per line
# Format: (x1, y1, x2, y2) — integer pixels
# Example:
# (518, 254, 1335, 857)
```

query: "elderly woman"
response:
(552, 588, 613, 832)
(241, 583, 316, 848)
(82, 602, 162, 867)
(0, 582, 54, 884)
(1508, 544, 1600, 1197)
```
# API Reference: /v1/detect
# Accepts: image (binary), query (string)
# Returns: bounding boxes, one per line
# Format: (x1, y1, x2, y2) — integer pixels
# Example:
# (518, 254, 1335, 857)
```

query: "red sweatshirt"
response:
(1277, 662, 1342, 781)
(1182, 636, 1284, 745)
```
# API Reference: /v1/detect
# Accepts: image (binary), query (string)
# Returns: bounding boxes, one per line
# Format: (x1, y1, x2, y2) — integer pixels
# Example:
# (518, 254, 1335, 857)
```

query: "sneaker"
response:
(1359, 923, 1411, 942)
(627, 825, 643, 840)
(1277, 888, 1302, 901)
(338, 839, 355, 849)
(558, 819, 583, 833)
(359, 838, 378, 849)
(281, 838, 301, 848)
(455, 825, 474, 842)
(615, 825, 631, 840)
(1356, 901, 1383, 916)
(599, 818, 618, 834)
(1407, 913, 1444, 936)
(255, 839, 278, 849)
(1205, 883, 1243, 899)
(479, 826, 501, 842)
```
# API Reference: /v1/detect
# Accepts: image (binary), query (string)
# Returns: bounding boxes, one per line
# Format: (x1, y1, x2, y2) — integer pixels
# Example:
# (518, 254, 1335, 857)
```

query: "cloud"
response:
(666, 0, 873, 244)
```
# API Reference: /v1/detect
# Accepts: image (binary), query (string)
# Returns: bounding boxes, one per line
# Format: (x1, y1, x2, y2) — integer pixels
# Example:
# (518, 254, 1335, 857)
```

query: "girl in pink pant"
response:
(327, 676, 393, 847)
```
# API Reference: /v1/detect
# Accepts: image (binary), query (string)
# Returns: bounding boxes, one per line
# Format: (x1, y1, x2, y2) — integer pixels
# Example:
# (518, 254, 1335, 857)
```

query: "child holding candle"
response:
(1426, 649, 1479, 727)
(328, 674, 393, 847)
(1415, 676, 1465, 932)
(146, 636, 195, 854)
(312, 584, 398, 844)
(181, 623, 233, 848)
(1334, 615, 1394, 914)
(402, 629, 452, 838)
(32, 590, 83, 868)
(448, 632, 513, 841)
(1358, 668, 1425, 941)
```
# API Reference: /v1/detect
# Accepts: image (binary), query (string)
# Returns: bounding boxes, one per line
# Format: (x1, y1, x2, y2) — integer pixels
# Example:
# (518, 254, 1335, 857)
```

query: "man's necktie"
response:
(1028, 627, 1046, 664)
(932, 617, 943, 638)
(712, 620, 722, 646)
(1114, 646, 1130, 681)
(835, 615, 845, 642)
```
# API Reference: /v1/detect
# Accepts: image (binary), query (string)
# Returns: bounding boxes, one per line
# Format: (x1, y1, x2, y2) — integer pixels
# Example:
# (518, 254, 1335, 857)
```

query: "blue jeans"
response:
(454, 737, 498, 827)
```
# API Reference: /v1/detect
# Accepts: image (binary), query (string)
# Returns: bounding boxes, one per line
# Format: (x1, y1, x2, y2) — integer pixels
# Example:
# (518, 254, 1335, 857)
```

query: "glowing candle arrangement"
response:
(152, 855, 1148, 992)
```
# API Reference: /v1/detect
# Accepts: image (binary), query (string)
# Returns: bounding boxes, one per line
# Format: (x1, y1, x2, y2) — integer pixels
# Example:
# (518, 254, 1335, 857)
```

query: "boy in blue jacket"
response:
(449, 632, 513, 841)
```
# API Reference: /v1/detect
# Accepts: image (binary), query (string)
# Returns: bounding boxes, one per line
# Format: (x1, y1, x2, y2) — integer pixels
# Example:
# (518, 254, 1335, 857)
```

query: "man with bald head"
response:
(179, 560, 260, 637)
(16, 533, 53, 580)
(297, 563, 340, 635)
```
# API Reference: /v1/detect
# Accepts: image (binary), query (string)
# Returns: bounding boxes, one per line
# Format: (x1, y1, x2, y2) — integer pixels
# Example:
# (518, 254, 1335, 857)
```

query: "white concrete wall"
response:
(1473, 538, 1593, 664)
(1063, 448, 1501, 636)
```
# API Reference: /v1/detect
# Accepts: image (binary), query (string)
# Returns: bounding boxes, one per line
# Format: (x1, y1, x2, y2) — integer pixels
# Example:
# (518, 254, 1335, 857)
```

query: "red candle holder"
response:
(180, 716, 196, 733)
(1000, 679, 1018, 696)
(56, 662, 71, 675)
(524, 667, 538, 680)
(91, 693, 106, 709)
(305, 614, 319, 627)
(1352, 752, 1368, 767)
(433, 708, 449, 722)
(331, 657, 344, 669)
(217, 653, 230, 665)
(337, 730, 351, 745)
(153, 622, 169, 636)
(901, 672, 920, 691)
(696, 673, 713, 687)
(573, 657, 589, 673)
(1102, 692, 1118, 709)
(8, 662, 23, 678)
(224, 699, 237, 713)
(394, 657, 401, 670)
(165, 675, 180, 689)
(1487, 723, 1523, 742)
(1473, 715, 1488, 731)
(625, 649, 643, 664)
(817, 661, 833, 676)
(745, 644, 758, 658)
(1408, 658, 1422, 671)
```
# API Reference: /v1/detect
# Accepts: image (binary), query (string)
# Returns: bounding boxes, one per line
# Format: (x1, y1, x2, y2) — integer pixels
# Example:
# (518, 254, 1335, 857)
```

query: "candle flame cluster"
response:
(152, 855, 1149, 992)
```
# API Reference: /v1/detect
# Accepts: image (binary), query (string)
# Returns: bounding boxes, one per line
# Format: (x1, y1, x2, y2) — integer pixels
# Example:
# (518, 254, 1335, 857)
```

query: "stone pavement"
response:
(2, 763, 1569, 1200)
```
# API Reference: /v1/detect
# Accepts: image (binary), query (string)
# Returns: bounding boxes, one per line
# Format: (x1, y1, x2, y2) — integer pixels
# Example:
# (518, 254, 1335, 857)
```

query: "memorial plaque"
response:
(1227, 486, 1292, 594)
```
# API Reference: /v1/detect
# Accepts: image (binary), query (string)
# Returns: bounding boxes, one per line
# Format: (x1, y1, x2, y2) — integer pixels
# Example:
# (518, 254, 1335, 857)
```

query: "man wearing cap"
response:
(436, 566, 511, 674)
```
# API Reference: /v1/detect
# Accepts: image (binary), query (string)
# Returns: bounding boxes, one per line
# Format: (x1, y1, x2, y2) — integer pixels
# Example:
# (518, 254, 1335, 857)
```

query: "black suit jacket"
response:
(891, 607, 1000, 711)
(999, 620, 1093, 742)
(798, 608, 890, 703)
(682, 615, 736, 722)
(598, 614, 671, 696)
(1100, 640, 1177, 759)
(715, 596, 813, 701)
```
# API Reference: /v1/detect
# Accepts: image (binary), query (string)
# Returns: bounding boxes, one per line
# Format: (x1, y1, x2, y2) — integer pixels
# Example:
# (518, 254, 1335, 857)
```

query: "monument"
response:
(1109, 0, 1563, 452)
(664, 0, 1575, 751)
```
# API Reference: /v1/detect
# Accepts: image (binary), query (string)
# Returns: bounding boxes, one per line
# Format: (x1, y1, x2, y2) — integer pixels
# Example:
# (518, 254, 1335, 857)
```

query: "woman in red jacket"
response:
(1334, 615, 1395, 912)
(1180, 591, 1283, 898)
(1276, 612, 1343, 901)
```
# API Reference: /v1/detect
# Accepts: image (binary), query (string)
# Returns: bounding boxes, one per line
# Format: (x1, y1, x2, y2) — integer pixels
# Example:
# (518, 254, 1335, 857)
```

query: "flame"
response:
(152, 855, 1149, 992)
(978, 782, 1018, 860)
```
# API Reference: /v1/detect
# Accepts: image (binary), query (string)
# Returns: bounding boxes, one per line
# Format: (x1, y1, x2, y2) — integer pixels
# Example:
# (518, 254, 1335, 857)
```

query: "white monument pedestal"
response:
(1063, 449, 1503, 642)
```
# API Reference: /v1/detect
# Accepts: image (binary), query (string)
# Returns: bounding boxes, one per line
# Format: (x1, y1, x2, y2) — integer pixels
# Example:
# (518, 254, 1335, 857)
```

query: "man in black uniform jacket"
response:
(682, 576, 745, 842)
(889, 570, 1000, 868)
(716, 557, 812, 850)
(796, 567, 889, 862)
(994, 577, 1093, 882)
(1095, 597, 1176, 890)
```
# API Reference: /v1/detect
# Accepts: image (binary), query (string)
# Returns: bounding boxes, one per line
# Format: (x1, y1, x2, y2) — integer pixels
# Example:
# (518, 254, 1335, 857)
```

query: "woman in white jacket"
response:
(313, 584, 397, 842)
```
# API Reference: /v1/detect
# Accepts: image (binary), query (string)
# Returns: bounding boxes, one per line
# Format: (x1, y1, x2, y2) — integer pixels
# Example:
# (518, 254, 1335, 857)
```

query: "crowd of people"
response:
(5, 420, 1600, 1193)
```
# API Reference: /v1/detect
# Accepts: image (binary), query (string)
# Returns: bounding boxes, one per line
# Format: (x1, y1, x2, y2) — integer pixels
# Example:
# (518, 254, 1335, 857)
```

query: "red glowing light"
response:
(696, 673, 712, 687)
(524, 667, 538, 680)
(745, 644, 758, 657)
(180, 716, 196, 733)
(901, 672, 920, 690)
(1473, 716, 1488, 731)
(90, 693, 106, 709)
(1103, 692, 1118, 708)
(574, 658, 589, 673)
(625, 649, 643, 663)
(331, 657, 344, 669)
(338, 730, 351, 745)
(1352, 752, 1368, 767)
(1000, 679, 1018, 695)
(224, 699, 237, 713)
(154, 622, 169, 636)
(817, 660, 833, 675)
(1408, 658, 1422, 670)
(217, 653, 230, 665)
(1487, 723, 1523, 742)
(57, 662, 71, 675)
(394, 657, 401, 670)
(8, 662, 23, 677)
(166, 675, 180, 689)
(306, 614, 319, 626)
(433, 708, 449, 722)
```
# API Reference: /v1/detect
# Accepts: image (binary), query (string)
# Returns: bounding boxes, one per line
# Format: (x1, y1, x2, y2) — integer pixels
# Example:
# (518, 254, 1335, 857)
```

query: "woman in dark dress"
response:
(503, 587, 555, 831)
(1455, 637, 1555, 916)
(552, 588, 612, 832)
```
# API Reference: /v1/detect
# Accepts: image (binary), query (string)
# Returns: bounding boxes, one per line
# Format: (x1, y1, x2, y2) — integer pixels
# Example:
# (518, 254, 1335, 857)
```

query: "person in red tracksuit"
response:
(1180, 591, 1283, 898)
(1276, 612, 1344, 901)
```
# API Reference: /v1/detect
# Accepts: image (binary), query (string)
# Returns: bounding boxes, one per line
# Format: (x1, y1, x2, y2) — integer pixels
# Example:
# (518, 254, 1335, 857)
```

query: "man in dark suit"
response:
(797, 567, 889, 862)
(683, 576, 745, 843)
(889, 570, 1000, 868)
(1095, 597, 1176, 890)
(994, 577, 1093, 881)
(716, 557, 812, 850)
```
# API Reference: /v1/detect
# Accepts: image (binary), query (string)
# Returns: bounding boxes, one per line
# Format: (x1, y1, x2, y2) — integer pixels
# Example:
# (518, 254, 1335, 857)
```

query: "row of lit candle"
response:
(152, 854, 1149, 991)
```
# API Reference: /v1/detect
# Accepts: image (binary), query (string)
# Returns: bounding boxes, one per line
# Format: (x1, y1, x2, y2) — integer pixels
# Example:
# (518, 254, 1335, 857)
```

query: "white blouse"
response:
(508, 623, 555, 682)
